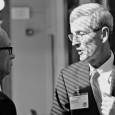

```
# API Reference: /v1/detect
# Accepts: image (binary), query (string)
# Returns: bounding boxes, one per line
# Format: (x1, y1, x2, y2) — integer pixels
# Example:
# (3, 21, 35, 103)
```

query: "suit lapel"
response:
(68, 61, 100, 115)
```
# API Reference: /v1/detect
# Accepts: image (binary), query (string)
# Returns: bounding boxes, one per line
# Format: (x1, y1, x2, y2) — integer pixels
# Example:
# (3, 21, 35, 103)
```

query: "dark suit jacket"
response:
(0, 91, 17, 115)
(50, 61, 115, 115)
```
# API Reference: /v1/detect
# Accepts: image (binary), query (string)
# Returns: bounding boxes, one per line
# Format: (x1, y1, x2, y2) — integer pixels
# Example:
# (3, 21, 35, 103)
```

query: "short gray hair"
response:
(70, 3, 113, 35)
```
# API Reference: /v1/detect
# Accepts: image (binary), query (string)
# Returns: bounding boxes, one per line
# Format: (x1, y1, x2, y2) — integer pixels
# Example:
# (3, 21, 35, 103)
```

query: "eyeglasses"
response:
(0, 47, 13, 55)
(68, 28, 102, 42)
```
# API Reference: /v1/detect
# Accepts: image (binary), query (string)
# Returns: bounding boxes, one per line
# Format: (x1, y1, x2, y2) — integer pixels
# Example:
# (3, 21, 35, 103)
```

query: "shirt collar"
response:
(89, 51, 114, 75)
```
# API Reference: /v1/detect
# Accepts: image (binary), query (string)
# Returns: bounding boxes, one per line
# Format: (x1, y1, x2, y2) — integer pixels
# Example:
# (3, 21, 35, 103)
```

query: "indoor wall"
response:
(10, 0, 66, 115)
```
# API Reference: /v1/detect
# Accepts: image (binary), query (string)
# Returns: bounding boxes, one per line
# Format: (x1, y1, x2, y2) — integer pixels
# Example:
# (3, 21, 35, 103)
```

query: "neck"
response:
(89, 46, 111, 68)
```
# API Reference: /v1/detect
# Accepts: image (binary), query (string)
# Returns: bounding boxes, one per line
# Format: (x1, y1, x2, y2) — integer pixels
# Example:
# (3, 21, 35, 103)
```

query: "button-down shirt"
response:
(89, 52, 114, 95)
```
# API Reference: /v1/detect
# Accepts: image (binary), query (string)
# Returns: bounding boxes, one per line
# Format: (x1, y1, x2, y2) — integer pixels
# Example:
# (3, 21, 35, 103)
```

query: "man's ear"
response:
(101, 26, 109, 43)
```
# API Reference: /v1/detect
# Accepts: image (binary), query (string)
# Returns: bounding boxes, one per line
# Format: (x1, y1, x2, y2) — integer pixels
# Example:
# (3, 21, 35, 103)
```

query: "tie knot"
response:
(91, 70, 100, 80)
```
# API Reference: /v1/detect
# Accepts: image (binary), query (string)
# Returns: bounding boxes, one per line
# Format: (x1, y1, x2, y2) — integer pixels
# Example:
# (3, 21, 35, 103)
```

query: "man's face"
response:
(0, 33, 15, 76)
(70, 17, 102, 62)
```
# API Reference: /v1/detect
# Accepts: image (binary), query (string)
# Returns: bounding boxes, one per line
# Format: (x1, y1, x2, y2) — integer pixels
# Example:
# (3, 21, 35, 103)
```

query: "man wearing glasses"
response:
(50, 3, 115, 115)
(0, 27, 16, 114)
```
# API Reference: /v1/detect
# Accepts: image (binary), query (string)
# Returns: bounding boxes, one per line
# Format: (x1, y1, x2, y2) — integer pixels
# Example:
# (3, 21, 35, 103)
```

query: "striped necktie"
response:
(90, 70, 102, 115)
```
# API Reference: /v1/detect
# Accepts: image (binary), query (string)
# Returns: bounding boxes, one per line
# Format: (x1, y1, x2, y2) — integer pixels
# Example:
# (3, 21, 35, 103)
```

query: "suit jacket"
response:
(50, 61, 115, 115)
(0, 91, 17, 115)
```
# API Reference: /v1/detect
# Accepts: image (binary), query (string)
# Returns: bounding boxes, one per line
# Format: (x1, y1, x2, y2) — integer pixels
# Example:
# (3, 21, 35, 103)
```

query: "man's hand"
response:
(101, 95, 115, 115)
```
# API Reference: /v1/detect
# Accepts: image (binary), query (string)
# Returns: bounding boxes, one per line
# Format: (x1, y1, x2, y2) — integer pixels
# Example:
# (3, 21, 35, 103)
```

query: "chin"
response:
(79, 56, 88, 61)
(2, 70, 11, 76)
(6, 70, 11, 75)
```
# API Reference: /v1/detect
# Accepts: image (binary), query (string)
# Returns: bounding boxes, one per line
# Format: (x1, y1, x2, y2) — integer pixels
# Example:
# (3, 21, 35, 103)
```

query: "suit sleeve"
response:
(50, 70, 70, 115)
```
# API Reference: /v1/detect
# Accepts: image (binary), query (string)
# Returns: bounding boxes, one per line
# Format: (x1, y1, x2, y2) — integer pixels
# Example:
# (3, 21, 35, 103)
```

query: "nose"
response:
(72, 39, 81, 48)
(10, 53, 15, 59)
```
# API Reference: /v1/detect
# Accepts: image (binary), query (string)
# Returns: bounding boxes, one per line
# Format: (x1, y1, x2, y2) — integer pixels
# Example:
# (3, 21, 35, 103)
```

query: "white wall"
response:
(10, 0, 66, 115)
(10, 0, 52, 115)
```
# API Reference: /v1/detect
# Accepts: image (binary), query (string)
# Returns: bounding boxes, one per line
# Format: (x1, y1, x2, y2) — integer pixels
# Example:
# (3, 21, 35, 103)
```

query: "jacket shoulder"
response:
(63, 61, 89, 73)
(59, 61, 90, 96)
(0, 91, 17, 115)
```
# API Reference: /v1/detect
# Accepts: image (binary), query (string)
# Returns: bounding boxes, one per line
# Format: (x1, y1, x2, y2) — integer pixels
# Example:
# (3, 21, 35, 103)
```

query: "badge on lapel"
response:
(69, 87, 89, 110)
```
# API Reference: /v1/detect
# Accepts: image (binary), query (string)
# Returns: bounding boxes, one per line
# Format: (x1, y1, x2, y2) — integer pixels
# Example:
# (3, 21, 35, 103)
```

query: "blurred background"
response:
(1, 0, 115, 115)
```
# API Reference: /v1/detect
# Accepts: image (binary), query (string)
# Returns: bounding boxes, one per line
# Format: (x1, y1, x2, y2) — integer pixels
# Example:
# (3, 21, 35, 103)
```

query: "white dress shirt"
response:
(89, 52, 114, 96)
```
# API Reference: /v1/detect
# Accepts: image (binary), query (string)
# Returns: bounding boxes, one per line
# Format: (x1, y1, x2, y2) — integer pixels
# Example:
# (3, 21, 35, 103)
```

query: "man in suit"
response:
(0, 25, 16, 114)
(50, 3, 115, 115)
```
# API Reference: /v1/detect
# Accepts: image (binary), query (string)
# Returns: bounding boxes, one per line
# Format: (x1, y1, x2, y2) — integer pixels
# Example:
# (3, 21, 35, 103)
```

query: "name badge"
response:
(69, 93, 89, 110)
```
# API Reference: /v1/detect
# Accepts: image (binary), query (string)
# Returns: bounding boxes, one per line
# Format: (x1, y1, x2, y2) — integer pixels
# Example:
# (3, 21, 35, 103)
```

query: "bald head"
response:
(0, 28, 10, 47)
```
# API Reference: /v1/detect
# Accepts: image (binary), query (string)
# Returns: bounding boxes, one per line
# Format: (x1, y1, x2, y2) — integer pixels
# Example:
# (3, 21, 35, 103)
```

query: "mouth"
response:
(77, 50, 83, 55)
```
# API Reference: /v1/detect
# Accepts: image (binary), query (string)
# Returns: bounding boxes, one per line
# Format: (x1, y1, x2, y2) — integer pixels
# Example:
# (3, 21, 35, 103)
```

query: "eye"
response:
(78, 31, 86, 36)
(75, 31, 86, 36)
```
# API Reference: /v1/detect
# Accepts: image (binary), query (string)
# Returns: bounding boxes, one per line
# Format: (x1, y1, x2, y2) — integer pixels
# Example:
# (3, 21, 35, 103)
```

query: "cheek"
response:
(84, 43, 97, 55)
(3, 56, 10, 69)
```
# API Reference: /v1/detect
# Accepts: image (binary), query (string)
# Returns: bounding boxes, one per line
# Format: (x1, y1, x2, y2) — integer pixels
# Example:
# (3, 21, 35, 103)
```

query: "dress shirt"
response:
(89, 52, 114, 96)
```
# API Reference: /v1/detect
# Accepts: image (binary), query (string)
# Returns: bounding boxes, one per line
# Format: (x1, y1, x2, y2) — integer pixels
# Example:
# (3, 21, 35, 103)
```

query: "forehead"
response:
(0, 28, 11, 47)
(5, 38, 11, 46)
(4, 37, 11, 46)
(70, 16, 92, 33)
(0, 33, 11, 47)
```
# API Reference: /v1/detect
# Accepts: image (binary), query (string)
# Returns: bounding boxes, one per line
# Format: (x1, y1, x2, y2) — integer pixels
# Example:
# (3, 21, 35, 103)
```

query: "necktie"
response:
(90, 70, 102, 115)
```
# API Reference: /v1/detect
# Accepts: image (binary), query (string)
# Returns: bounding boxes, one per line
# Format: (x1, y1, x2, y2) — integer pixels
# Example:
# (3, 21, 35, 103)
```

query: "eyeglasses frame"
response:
(68, 28, 103, 42)
(0, 47, 13, 55)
